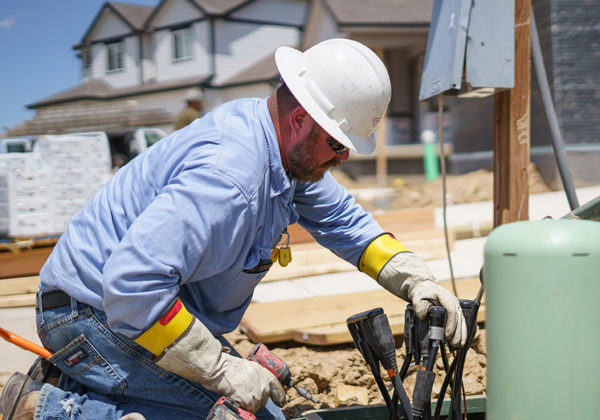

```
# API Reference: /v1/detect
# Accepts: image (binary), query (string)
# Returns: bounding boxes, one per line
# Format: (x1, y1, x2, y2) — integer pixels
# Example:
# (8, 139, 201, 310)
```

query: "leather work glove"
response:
(359, 233, 467, 348)
(134, 300, 286, 412)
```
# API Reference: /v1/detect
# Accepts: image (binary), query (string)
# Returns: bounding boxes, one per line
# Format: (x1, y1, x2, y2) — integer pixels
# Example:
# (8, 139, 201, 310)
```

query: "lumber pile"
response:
(265, 207, 453, 282)
(241, 277, 484, 346)
(0, 236, 57, 280)
(0, 276, 39, 309)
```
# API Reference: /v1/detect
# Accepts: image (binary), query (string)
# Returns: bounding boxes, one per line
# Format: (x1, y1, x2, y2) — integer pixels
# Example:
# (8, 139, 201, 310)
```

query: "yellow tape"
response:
(358, 233, 409, 280)
(134, 299, 194, 357)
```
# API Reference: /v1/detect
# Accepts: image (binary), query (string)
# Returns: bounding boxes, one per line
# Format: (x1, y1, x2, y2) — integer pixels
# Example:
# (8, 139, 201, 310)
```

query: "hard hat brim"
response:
(275, 46, 376, 155)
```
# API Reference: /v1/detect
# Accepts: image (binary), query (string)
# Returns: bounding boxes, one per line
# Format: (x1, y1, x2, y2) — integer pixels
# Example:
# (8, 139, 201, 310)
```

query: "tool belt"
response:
(36, 290, 72, 310)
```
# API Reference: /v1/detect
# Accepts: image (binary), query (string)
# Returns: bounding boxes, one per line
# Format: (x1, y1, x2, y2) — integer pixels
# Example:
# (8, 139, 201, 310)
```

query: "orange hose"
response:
(0, 326, 53, 359)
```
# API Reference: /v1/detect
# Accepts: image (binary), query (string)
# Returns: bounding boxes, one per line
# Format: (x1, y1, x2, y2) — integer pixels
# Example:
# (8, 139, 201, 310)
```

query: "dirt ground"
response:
(225, 327, 488, 419)
(331, 163, 551, 212)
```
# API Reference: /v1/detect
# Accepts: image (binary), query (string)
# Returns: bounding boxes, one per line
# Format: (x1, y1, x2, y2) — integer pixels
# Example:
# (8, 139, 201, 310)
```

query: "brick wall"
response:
(534, 0, 600, 146)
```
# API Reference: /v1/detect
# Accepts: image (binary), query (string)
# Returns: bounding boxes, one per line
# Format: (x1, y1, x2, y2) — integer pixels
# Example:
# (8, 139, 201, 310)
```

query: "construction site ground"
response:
(2, 167, 600, 419)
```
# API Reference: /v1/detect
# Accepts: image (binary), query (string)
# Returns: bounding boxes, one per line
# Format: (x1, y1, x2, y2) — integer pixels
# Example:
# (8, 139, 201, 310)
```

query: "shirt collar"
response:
(257, 98, 294, 198)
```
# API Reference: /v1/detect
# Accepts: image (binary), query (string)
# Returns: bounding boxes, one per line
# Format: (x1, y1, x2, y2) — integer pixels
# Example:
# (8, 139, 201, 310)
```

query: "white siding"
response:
(83, 8, 141, 87)
(302, 0, 339, 49)
(147, 0, 204, 29)
(213, 22, 300, 86)
(86, 43, 106, 82)
(102, 37, 140, 88)
(141, 33, 156, 83)
(231, 0, 308, 26)
(86, 9, 132, 41)
(153, 21, 211, 83)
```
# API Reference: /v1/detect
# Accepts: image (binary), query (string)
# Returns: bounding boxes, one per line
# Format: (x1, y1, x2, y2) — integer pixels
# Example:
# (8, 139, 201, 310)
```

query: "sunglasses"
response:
(326, 136, 349, 154)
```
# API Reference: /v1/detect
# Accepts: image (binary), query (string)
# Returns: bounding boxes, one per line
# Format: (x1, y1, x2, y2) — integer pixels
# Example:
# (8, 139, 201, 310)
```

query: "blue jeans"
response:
(35, 294, 285, 419)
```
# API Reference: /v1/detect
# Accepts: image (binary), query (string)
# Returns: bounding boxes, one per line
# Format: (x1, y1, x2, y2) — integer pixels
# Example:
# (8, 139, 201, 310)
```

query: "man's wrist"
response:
(358, 233, 409, 280)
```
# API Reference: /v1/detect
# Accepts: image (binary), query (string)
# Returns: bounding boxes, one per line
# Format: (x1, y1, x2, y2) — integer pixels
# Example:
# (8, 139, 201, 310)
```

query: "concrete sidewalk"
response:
(1, 306, 40, 376)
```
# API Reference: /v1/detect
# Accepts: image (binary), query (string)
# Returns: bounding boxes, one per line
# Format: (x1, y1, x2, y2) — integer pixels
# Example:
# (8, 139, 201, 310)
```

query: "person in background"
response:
(173, 88, 205, 130)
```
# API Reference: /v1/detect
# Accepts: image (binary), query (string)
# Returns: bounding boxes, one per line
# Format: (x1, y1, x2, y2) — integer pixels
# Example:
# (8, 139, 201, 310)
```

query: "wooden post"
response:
(375, 46, 388, 188)
(493, 0, 531, 226)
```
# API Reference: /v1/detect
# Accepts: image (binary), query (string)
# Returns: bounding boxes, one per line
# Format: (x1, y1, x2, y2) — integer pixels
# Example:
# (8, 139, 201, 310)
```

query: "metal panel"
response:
(418, 0, 472, 101)
(466, 0, 514, 88)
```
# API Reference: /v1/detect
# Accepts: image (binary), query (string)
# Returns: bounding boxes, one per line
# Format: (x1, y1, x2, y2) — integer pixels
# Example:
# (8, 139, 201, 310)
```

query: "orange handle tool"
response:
(0, 326, 53, 359)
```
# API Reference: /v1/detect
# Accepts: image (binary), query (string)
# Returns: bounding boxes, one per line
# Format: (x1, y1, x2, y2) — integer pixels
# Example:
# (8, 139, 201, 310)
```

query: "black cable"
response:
(438, 94, 458, 296)
(370, 366, 397, 420)
(440, 344, 450, 373)
(399, 354, 412, 381)
(433, 355, 458, 420)
(392, 375, 414, 420)
(530, 4, 579, 210)
(449, 298, 482, 420)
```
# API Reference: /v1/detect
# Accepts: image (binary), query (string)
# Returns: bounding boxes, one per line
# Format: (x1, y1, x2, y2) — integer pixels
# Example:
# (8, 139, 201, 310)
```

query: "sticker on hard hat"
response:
(372, 117, 381, 127)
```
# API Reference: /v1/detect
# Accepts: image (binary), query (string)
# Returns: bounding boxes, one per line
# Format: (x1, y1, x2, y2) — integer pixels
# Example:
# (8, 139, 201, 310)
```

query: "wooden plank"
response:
(0, 293, 36, 309)
(0, 276, 39, 297)
(241, 277, 483, 345)
(0, 247, 52, 279)
(493, 0, 530, 226)
(263, 228, 454, 282)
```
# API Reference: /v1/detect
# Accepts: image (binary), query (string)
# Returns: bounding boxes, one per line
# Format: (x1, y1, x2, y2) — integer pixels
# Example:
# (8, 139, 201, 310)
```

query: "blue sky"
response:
(0, 0, 158, 136)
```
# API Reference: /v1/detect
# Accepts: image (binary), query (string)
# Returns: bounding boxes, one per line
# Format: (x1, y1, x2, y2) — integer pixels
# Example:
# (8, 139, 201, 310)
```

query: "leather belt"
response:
(36, 290, 72, 310)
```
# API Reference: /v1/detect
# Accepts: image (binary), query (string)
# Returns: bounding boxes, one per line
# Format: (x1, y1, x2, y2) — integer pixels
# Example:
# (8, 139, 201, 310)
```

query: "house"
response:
(7, 0, 599, 187)
(8, 0, 308, 136)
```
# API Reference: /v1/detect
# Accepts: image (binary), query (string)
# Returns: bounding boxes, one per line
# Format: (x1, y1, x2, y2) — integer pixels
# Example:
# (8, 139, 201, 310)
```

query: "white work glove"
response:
(378, 252, 467, 348)
(156, 319, 286, 412)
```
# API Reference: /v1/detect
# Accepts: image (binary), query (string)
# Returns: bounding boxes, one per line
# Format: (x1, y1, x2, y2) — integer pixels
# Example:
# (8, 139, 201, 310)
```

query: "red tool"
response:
(0, 326, 53, 359)
(247, 343, 317, 403)
(206, 396, 256, 420)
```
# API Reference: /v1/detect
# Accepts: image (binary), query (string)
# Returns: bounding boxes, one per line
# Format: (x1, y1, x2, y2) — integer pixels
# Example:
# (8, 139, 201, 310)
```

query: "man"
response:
(173, 89, 205, 130)
(0, 39, 466, 420)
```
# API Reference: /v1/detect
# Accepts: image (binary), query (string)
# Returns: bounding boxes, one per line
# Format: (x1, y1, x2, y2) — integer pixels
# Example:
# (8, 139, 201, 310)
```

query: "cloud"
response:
(0, 16, 16, 28)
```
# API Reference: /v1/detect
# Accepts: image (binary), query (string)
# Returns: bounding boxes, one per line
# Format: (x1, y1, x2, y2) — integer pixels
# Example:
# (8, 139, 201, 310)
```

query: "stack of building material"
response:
(0, 132, 112, 238)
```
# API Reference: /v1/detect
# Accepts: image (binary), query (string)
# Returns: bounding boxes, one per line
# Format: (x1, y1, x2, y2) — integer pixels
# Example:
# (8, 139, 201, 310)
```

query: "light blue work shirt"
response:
(40, 98, 383, 338)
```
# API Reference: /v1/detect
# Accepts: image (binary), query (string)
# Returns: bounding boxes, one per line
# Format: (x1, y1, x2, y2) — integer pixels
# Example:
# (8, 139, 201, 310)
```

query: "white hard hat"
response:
(275, 38, 391, 155)
(185, 89, 204, 102)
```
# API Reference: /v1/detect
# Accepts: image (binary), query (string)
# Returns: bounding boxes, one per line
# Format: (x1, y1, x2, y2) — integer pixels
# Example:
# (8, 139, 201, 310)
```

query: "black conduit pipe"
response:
(531, 5, 579, 210)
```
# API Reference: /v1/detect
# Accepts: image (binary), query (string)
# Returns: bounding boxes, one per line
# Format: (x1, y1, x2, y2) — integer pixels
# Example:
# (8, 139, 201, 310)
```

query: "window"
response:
(106, 40, 124, 72)
(172, 27, 193, 62)
(82, 49, 92, 77)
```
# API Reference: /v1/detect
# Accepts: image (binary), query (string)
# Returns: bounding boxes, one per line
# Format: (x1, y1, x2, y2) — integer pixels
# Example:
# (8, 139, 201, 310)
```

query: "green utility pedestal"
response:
(484, 219, 600, 420)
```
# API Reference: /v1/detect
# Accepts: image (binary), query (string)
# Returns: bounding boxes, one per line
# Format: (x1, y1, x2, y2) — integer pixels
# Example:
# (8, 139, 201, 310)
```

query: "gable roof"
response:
(79, 1, 154, 45)
(324, 0, 433, 26)
(110, 1, 155, 29)
(190, 0, 250, 16)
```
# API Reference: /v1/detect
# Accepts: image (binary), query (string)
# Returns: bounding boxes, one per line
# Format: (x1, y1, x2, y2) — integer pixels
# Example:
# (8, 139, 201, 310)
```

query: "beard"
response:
(287, 125, 341, 183)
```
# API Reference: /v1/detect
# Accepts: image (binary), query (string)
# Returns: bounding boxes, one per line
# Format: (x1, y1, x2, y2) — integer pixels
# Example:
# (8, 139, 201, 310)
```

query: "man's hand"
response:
(209, 352, 287, 412)
(378, 252, 466, 347)
(358, 234, 466, 347)
(156, 318, 286, 413)
(408, 279, 466, 348)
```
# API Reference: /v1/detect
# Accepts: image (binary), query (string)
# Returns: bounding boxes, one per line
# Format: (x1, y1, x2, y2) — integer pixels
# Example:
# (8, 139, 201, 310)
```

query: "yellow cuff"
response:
(134, 298, 194, 357)
(358, 233, 409, 280)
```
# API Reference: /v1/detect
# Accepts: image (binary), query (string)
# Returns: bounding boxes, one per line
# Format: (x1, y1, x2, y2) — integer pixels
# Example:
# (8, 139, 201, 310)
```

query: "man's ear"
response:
(290, 106, 308, 132)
